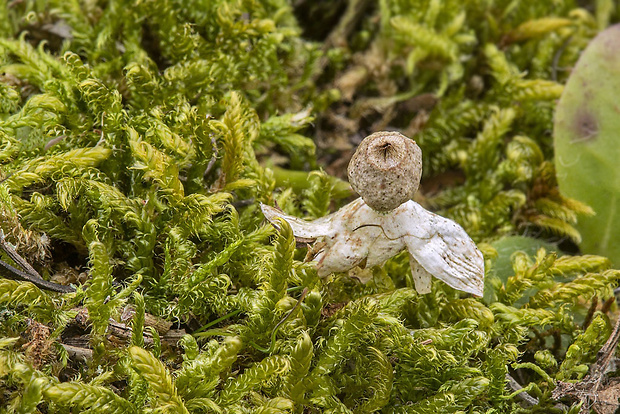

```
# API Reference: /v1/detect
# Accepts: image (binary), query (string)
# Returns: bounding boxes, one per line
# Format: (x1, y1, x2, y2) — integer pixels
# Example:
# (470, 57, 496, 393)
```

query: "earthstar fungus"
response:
(261, 131, 484, 296)
(348, 131, 422, 212)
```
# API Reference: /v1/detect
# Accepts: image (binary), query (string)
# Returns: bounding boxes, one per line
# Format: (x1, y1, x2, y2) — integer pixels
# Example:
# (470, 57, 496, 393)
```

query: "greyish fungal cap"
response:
(347, 131, 422, 212)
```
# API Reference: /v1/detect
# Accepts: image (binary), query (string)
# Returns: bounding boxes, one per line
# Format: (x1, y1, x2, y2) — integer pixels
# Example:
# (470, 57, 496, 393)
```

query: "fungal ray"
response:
(261, 198, 484, 296)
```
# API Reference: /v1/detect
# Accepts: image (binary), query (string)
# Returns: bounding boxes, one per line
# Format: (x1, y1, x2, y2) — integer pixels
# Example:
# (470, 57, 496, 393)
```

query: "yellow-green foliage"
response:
(129, 346, 190, 413)
(0, 1, 618, 413)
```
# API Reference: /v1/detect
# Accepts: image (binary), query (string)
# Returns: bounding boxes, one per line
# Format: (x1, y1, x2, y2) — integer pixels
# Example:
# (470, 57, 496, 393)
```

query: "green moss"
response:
(0, 0, 618, 412)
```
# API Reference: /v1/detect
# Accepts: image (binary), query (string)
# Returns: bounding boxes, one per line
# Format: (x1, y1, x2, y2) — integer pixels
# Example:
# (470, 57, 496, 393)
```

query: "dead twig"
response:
(203, 134, 219, 178)
(312, 0, 373, 83)
(583, 296, 598, 330)
(506, 373, 539, 407)
(72, 307, 184, 348)
(323, 0, 372, 49)
(553, 315, 620, 413)
(0, 232, 75, 293)
(61, 343, 93, 362)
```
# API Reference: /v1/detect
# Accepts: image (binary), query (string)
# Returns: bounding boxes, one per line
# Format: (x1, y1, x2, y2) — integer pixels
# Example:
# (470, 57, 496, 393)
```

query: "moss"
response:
(0, 0, 618, 412)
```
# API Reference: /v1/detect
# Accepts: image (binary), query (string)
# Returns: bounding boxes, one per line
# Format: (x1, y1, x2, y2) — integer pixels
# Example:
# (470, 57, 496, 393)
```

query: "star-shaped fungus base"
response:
(261, 198, 484, 296)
